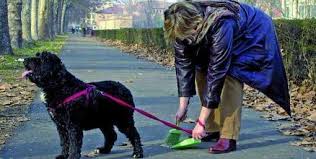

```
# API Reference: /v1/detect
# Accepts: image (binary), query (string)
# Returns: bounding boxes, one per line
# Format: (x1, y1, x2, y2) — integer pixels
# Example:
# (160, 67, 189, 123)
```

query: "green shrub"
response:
(96, 28, 167, 49)
(274, 20, 316, 86)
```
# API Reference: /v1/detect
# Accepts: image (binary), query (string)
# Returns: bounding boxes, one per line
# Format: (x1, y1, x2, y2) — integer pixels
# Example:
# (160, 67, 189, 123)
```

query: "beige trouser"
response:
(195, 71, 243, 140)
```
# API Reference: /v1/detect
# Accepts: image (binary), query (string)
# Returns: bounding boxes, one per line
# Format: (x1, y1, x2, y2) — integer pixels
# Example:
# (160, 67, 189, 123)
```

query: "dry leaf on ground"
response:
(308, 112, 316, 122)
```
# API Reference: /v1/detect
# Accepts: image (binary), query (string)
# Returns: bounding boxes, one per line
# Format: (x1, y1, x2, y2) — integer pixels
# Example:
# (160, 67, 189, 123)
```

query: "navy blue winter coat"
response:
(174, 2, 291, 115)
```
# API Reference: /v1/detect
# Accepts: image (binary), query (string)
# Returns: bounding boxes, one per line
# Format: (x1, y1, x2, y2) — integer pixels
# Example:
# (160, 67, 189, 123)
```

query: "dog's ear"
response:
(39, 52, 61, 64)
(41, 51, 50, 58)
(48, 52, 62, 64)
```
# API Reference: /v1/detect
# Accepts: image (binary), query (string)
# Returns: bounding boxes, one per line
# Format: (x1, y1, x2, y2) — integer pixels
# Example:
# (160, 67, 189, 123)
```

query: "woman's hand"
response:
(192, 107, 214, 140)
(176, 97, 190, 123)
(192, 119, 206, 140)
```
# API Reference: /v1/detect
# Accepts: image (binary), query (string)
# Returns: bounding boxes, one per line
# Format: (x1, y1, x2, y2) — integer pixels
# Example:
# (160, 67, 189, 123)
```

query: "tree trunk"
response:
(63, 5, 68, 33)
(0, 0, 13, 55)
(268, 1, 274, 17)
(46, 0, 52, 38)
(63, 5, 70, 32)
(53, 0, 58, 36)
(281, 0, 286, 18)
(31, 0, 38, 40)
(37, 0, 49, 39)
(49, 0, 55, 38)
(61, 0, 68, 33)
(145, 0, 154, 28)
(293, 0, 299, 18)
(22, 0, 32, 42)
(56, 0, 63, 34)
(8, 0, 23, 48)
(45, 0, 53, 39)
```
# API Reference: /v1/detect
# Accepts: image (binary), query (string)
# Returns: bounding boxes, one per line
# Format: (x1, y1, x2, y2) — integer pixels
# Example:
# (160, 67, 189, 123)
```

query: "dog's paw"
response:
(132, 152, 143, 158)
(55, 154, 68, 159)
(96, 147, 111, 154)
(68, 153, 81, 159)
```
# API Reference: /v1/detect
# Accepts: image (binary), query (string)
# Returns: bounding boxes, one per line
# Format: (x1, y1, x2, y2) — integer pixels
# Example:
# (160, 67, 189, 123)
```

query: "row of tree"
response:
(242, 0, 316, 18)
(0, 0, 72, 55)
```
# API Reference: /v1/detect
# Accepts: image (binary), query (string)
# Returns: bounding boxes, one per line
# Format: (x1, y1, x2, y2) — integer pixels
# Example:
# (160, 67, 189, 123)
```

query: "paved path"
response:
(1, 36, 315, 159)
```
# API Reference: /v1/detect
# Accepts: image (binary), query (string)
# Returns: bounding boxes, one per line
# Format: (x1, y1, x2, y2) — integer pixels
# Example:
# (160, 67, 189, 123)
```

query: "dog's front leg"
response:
(55, 123, 69, 159)
(49, 113, 70, 159)
(67, 123, 83, 159)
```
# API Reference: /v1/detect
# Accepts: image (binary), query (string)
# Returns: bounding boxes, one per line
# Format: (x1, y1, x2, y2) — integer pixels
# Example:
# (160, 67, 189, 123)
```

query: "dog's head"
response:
(23, 51, 65, 88)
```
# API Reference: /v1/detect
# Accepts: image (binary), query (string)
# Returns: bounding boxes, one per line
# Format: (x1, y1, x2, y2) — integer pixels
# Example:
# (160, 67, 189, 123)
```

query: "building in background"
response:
(132, 0, 172, 28)
(281, 0, 316, 19)
(85, 1, 133, 30)
(86, 0, 172, 29)
(94, 5, 132, 30)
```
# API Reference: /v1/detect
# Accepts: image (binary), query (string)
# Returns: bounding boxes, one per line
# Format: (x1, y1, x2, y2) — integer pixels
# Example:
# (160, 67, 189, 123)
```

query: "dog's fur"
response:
(23, 52, 143, 159)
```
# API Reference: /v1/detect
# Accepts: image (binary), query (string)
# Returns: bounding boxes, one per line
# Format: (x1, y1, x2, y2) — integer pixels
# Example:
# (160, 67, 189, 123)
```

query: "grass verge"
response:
(0, 35, 67, 83)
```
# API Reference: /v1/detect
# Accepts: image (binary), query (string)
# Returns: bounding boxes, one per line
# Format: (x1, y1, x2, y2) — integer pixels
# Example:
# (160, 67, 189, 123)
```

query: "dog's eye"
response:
(34, 58, 41, 64)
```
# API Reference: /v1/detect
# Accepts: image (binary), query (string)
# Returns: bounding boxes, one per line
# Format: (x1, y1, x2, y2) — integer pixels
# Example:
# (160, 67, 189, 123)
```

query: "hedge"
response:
(275, 20, 316, 86)
(96, 20, 316, 87)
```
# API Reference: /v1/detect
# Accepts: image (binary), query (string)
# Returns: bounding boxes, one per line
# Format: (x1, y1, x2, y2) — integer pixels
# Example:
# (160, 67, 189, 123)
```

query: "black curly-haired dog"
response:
(23, 52, 143, 159)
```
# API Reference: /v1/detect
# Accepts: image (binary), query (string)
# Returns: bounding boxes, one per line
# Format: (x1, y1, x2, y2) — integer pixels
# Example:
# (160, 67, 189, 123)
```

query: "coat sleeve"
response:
(174, 40, 196, 97)
(204, 19, 237, 108)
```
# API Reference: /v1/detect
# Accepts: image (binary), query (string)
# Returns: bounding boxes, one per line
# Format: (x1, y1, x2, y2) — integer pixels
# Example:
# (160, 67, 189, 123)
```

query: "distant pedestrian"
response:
(91, 29, 96, 37)
(82, 27, 86, 37)
(71, 27, 75, 34)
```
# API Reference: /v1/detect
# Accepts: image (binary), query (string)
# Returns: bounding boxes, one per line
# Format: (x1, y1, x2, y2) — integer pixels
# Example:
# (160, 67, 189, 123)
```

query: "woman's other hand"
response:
(176, 97, 190, 123)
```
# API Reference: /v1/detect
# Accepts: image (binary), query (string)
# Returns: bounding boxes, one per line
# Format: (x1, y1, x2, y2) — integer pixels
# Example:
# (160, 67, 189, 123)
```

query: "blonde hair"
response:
(163, 1, 203, 44)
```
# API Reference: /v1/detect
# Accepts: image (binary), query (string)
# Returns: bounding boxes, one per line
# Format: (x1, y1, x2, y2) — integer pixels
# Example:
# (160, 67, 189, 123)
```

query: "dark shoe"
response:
(209, 138, 236, 154)
(55, 154, 68, 159)
(201, 132, 220, 142)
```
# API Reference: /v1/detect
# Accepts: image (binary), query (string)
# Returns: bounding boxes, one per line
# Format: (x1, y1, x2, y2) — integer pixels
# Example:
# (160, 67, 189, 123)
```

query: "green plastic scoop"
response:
(171, 138, 201, 149)
(165, 128, 182, 146)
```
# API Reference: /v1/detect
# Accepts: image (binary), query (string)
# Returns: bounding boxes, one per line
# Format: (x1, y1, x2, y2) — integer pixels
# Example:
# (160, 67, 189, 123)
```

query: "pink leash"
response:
(100, 92, 193, 135)
(60, 85, 192, 134)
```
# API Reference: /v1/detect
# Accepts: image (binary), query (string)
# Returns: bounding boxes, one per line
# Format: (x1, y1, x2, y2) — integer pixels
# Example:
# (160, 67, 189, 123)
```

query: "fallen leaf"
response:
(304, 125, 316, 131)
(5, 93, 15, 97)
(303, 147, 316, 152)
(308, 112, 316, 122)
(304, 91, 316, 99)
(255, 106, 265, 111)
(20, 91, 29, 95)
(11, 84, 19, 88)
(83, 150, 101, 158)
(16, 117, 29, 122)
(2, 100, 13, 106)
(281, 130, 306, 136)
(124, 79, 134, 83)
(0, 83, 12, 91)
(11, 97, 22, 101)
